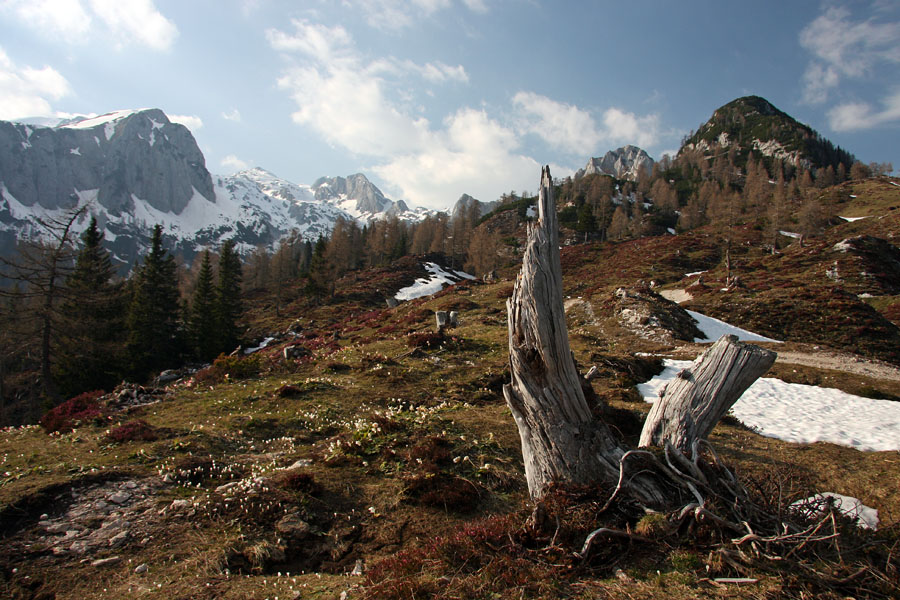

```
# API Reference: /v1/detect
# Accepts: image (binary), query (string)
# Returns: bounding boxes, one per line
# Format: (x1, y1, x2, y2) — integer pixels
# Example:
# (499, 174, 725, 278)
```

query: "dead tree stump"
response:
(639, 335, 776, 452)
(503, 166, 666, 504)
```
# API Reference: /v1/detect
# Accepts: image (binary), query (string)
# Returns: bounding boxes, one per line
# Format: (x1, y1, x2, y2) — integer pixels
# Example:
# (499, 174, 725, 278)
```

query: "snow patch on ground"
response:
(839, 216, 869, 222)
(685, 270, 706, 277)
(638, 359, 900, 451)
(687, 310, 781, 343)
(659, 289, 693, 304)
(394, 263, 474, 301)
(244, 337, 275, 355)
(793, 493, 879, 530)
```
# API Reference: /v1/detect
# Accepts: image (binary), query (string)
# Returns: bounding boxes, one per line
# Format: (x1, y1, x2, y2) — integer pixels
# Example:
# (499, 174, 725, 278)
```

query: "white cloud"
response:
(269, 20, 539, 209)
(2, 0, 177, 50)
(0, 47, 71, 120)
(222, 108, 242, 122)
(168, 114, 203, 131)
(461, 0, 489, 13)
(799, 6, 900, 104)
(828, 90, 900, 131)
(513, 91, 602, 155)
(374, 108, 540, 210)
(349, 0, 486, 31)
(602, 107, 660, 148)
(403, 60, 469, 84)
(89, 0, 178, 51)
(513, 91, 660, 154)
(2, 0, 92, 42)
(220, 154, 250, 172)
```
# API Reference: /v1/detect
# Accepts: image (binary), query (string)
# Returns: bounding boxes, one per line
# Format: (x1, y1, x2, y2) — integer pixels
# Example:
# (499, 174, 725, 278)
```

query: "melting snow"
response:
(839, 216, 869, 222)
(244, 337, 275, 355)
(684, 270, 707, 277)
(793, 493, 879, 530)
(687, 310, 781, 343)
(394, 262, 474, 301)
(778, 230, 801, 239)
(62, 109, 143, 130)
(638, 359, 900, 452)
(70, 147, 81, 156)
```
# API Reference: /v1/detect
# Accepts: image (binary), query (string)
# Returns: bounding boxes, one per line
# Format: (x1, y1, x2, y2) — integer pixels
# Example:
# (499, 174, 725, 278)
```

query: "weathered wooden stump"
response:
(639, 334, 776, 452)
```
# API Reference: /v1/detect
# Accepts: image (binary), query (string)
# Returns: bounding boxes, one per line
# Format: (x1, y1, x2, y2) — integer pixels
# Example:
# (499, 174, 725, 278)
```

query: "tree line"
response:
(0, 214, 242, 425)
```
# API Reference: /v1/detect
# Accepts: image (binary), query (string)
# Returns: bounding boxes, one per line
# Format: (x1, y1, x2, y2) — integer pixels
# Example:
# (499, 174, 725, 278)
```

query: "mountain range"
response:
(0, 109, 431, 270)
(0, 96, 861, 270)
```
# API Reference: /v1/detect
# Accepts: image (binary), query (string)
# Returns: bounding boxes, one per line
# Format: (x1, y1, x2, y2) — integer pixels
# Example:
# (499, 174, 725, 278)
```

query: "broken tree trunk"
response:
(639, 334, 777, 453)
(503, 166, 667, 504)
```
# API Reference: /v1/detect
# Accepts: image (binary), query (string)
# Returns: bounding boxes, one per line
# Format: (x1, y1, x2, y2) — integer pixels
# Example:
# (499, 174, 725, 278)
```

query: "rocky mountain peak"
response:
(0, 108, 214, 216)
(681, 95, 854, 171)
(576, 146, 654, 181)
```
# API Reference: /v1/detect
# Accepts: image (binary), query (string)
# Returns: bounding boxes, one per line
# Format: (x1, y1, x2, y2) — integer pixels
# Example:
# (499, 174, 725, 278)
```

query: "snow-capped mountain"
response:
(576, 145, 655, 181)
(0, 109, 431, 270)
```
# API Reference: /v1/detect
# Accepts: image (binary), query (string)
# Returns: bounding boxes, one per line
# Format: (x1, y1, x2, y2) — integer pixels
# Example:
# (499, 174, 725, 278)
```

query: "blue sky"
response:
(1, 0, 898, 210)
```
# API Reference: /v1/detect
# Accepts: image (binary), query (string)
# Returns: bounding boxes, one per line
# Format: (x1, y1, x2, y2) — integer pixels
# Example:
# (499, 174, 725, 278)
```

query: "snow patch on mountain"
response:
(394, 262, 476, 301)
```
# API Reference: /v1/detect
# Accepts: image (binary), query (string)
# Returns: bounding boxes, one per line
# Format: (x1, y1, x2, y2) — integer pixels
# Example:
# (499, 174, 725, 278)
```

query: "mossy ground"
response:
(2, 184, 900, 599)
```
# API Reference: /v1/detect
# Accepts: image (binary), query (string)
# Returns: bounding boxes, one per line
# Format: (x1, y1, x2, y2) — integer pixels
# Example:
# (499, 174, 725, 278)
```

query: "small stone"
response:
(168, 499, 191, 511)
(108, 491, 131, 505)
(134, 564, 148, 574)
(275, 513, 310, 539)
(45, 522, 69, 534)
(108, 531, 129, 547)
(39, 513, 49, 520)
(122, 481, 138, 490)
(162, 474, 174, 484)
(350, 559, 365, 576)
(91, 556, 122, 567)
(286, 459, 313, 469)
(215, 481, 240, 494)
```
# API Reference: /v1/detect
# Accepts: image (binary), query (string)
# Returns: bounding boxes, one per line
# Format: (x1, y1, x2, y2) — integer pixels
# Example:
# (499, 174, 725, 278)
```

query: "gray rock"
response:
(108, 531, 129, 547)
(91, 556, 122, 567)
(435, 311, 449, 331)
(108, 491, 131, 505)
(134, 564, 148, 574)
(578, 145, 654, 181)
(275, 513, 310, 539)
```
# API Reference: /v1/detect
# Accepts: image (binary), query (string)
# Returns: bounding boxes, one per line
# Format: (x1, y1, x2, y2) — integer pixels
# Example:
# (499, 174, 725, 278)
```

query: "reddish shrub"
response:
(403, 473, 480, 511)
(107, 419, 158, 442)
(277, 384, 304, 398)
(275, 469, 321, 495)
(39, 390, 105, 433)
(406, 330, 445, 349)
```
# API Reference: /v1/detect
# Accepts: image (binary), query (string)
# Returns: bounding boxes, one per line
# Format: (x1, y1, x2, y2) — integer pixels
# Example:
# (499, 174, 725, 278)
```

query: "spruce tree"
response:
(215, 239, 242, 354)
(55, 217, 125, 396)
(127, 225, 183, 380)
(188, 250, 219, 361)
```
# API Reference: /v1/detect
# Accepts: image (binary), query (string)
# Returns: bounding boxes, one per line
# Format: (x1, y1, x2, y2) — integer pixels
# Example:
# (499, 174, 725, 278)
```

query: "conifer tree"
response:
(127, 225, 183, 380)
(0, 204, 87, 402)
(215, 239, 242, 354)
(55, 217, 125, 396)
(188, 250, 218, 361)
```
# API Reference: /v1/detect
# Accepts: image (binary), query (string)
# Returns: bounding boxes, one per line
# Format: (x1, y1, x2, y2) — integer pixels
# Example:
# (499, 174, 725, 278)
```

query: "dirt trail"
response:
(774, 350, 900, 382)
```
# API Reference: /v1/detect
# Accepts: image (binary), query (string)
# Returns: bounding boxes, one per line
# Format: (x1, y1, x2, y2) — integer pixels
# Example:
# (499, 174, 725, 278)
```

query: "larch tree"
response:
(0, 204, 87, 403)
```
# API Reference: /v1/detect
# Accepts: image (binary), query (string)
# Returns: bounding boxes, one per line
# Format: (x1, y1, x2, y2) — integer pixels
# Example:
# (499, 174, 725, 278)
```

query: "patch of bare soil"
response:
(775, 349, 900, 382)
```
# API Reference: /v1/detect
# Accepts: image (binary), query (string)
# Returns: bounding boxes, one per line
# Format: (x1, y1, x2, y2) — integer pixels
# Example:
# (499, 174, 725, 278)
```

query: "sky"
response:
(1, 0, 899, 211)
